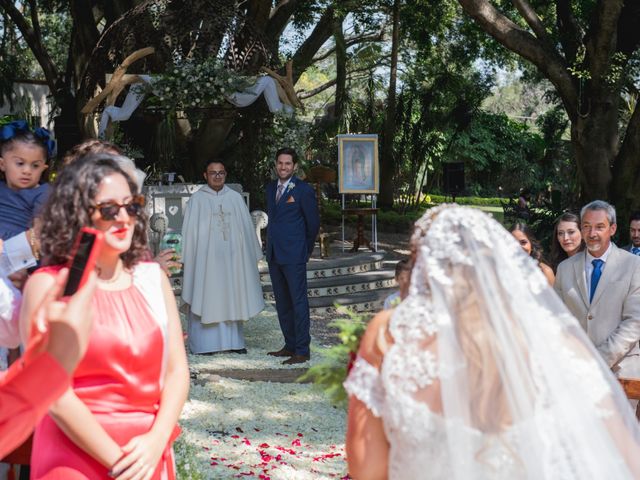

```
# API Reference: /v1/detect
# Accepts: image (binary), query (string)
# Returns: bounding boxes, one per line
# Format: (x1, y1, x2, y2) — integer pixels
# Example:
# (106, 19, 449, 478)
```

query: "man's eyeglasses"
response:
(207, 171, 226, 178)
(91, 195, 145, 220)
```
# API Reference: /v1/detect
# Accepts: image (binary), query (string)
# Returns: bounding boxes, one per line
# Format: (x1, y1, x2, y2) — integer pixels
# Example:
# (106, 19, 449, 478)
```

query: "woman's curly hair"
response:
(39, 154, 148, 268)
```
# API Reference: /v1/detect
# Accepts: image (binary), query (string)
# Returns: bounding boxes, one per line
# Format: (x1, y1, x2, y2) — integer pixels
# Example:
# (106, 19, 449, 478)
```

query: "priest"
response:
(181, 159, 264, 354)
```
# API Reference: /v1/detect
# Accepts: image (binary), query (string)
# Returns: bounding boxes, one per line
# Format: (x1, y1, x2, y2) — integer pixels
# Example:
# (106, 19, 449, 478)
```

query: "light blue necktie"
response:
(632, 247, 640, 256)
(590, 259, 604, 303)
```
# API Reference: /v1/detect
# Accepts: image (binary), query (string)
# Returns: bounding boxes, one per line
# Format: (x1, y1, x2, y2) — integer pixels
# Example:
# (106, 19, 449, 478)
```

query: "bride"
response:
(345, 205, 640, 479)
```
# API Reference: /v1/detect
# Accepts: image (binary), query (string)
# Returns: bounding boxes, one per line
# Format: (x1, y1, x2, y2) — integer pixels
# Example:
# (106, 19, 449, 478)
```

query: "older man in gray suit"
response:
(554, 200, 640, 373)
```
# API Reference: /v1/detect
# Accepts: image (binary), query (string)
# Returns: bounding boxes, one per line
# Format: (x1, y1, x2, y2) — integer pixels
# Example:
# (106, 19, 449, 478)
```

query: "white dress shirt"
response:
(275, 177, 293, 200)
(0, 232, 37, 277)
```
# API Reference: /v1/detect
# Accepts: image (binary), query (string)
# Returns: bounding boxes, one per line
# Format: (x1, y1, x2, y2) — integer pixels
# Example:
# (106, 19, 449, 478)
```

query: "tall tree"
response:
(0, 1, 140, 153)
(454, 0, 640, 218)
(379, 0, 401, 208)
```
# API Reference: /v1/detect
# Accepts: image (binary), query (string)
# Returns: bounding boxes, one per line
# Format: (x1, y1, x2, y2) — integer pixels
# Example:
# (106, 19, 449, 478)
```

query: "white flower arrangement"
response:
(146, 58, 255, 112)
(286, 182, 295, 193)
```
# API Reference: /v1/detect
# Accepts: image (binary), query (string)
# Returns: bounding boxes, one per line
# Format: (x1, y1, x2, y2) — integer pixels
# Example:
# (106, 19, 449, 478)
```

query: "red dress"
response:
(30, 263, 177, 479)
(0, 352, 68, 458)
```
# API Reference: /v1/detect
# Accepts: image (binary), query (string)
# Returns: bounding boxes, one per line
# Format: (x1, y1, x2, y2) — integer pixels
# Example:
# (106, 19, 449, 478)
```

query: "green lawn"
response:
(472, 205, 505, 225)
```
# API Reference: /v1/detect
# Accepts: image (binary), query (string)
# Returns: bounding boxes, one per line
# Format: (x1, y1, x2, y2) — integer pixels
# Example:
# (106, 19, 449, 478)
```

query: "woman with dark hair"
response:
(20, 155, 189, 480)
(510, 222, 555, 285)
(549, 212, 584, 273)
(60, 139, 180, 276)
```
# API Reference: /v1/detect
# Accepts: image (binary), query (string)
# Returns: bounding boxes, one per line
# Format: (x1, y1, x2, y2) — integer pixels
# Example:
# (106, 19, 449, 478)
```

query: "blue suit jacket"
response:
(265, 176, 320, 264)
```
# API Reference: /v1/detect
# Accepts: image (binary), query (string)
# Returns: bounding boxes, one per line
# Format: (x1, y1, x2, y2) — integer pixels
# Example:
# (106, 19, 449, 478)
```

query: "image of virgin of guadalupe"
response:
(344, 143, 373, 190)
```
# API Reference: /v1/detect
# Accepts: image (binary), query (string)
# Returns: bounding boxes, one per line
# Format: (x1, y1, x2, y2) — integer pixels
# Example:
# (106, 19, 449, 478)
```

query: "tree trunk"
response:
(379, 0, 400, 209)
(54, 93, 83, 159)
(333, 13, 347, 125)
(610, 91, 640, 232)
(571, 90, 620, 202)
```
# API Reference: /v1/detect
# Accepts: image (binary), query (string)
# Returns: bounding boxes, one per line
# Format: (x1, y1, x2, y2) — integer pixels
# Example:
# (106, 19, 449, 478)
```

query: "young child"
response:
(383, 258, 412, 309)
(0, 121, 53, 383)
(0, 120, 54, 241)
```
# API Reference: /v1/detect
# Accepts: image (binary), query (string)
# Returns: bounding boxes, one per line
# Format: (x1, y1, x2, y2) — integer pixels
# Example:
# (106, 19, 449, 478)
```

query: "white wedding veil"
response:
(395, 205, 640, 479)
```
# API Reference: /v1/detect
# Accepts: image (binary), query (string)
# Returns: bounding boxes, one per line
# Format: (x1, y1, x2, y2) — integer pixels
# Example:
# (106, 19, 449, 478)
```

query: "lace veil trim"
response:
(344, 356, 385, 417)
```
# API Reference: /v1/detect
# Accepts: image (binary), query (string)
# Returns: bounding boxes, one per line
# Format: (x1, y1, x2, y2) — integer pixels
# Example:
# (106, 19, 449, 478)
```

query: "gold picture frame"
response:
(338, 134, 379, 194)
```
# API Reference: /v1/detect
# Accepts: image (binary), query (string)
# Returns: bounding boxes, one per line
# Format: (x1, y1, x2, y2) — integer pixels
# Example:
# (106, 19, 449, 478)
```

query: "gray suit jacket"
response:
(554, 244, 640, 368)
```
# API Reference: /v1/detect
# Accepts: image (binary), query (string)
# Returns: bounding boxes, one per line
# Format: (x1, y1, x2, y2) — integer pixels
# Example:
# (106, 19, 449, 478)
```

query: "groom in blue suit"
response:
(265, 147, 320, 364)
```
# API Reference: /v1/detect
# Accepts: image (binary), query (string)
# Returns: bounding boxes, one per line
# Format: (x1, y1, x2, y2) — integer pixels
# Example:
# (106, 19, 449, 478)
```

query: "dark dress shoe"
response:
(267, 348, 295, 357)
(282, 355, 310, 365)
(230, 348, 248, 354)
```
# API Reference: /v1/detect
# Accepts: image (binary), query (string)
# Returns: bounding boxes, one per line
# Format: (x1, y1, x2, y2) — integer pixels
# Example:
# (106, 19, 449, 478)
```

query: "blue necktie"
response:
(590, 259, 604, 303)
(632, 247, 640, 256)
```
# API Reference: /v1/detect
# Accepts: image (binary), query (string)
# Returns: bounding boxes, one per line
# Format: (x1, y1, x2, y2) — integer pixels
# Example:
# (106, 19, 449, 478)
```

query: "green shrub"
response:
(299, 308, 367, 406)
(425, 194, 503, 206)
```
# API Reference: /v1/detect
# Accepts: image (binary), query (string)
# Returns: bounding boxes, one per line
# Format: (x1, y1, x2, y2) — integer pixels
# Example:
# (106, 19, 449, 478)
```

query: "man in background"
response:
(182, 160, 264, 355)
(265, 148, 319, 365)
(623, 211, 640, 256)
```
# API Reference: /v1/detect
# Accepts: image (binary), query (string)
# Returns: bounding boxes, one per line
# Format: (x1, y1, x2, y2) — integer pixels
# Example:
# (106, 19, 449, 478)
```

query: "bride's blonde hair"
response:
(409, 209, 521, 434)
(450, 268, 514, 433)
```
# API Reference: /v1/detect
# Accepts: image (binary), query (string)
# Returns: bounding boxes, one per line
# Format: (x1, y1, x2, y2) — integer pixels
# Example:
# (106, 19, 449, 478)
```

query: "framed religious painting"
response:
(338, 134, 379, 194)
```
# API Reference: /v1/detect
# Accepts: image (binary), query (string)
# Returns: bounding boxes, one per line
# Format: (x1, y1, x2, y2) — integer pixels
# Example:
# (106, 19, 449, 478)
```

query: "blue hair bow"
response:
(34, 127, 56, 158)
(0, 120, 56, 158)
(0, 120, 29, 141)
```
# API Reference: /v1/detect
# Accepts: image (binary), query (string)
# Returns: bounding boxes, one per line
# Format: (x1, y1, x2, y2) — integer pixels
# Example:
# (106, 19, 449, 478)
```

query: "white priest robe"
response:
(181, 185, 265, 353)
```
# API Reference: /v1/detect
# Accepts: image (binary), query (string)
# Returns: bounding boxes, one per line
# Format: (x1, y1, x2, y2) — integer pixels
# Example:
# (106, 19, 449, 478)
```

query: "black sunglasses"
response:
(91, 195, 145, 221)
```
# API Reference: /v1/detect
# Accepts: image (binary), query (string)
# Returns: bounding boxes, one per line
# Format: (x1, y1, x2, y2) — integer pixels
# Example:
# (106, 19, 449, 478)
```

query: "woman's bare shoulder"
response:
(358, 309, 393, 369)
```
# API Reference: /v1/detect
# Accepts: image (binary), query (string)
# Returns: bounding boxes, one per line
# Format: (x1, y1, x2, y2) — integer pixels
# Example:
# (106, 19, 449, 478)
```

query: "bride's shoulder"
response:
(358, 310, 394, 370)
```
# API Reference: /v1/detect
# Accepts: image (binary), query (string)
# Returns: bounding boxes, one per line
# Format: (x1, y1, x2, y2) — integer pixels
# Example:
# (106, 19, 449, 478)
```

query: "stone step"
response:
(266, 287, 396, 315)
(258, 251, 386, 281)
(262, 268, 396, 299)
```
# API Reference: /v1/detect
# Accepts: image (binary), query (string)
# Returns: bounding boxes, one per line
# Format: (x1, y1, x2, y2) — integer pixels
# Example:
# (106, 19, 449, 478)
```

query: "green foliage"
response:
(0, 2, 71, 82)
(322, 201, 425, 232)
(606, 52, 628, 86)
(392, 58, 492, 207)
(482, 74, 555, 124)
(229, 111, 311, 209)
(567, 45, 591, 80)
(447, 111, 545, 196)
(299, 308, 367, 407)
(34, 6, 71, 76)
(0, 56, 22, 108)
(426, 194, 503, 206)
(111, 124, 144, 160)
(173, 435, 205, 479)
(376, 208, 424, 231)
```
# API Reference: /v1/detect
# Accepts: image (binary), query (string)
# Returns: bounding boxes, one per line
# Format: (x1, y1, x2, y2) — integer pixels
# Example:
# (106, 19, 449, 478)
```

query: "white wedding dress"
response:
(345, 206, 640, 480)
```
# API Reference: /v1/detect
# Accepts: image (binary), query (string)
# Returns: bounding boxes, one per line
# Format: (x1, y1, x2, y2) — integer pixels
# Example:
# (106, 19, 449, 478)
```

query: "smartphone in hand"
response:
(63, 227, 104, 297)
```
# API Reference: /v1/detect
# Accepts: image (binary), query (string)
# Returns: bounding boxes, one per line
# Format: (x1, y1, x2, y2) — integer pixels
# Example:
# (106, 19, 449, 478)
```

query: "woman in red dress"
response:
(20, 154, 189, 480)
